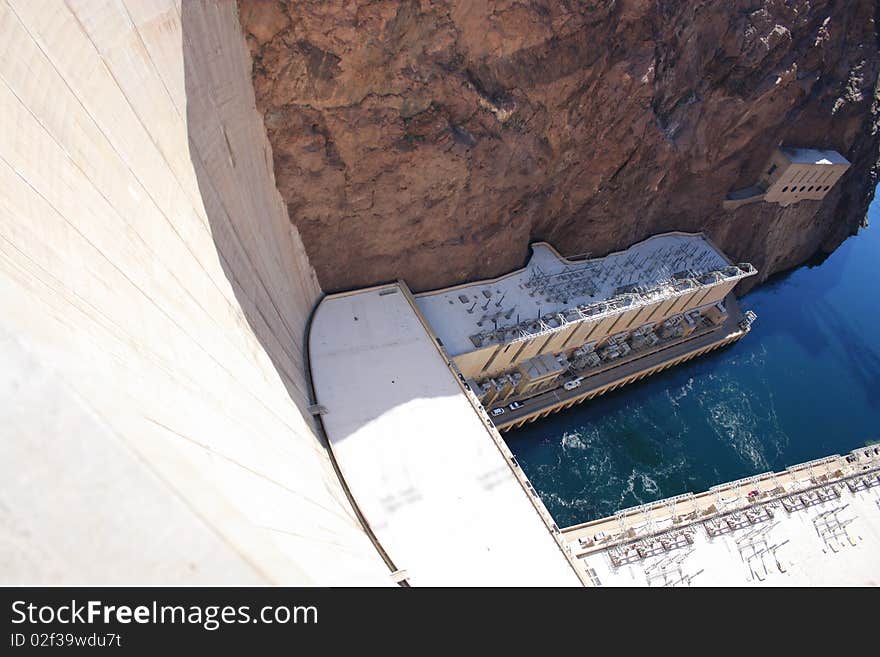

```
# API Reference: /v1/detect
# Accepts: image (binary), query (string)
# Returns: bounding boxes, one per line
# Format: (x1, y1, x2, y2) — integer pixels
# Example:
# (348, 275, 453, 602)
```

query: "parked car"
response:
(563, 379, 582, 391)
(491, 407, 505, 417)
(508, 401, 524, 410)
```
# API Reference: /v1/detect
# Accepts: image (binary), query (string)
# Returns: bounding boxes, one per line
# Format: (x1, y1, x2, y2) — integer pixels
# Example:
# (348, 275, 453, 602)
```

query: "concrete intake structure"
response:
(724, 147, 851, 210)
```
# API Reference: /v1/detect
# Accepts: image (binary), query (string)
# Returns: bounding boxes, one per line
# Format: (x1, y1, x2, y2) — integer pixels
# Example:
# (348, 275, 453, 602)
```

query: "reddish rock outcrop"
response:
(239, 0, 880, 293)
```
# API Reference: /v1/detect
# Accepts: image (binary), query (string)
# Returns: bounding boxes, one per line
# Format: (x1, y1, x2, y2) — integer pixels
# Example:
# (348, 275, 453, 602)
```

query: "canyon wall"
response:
(241, 0, 880, 293)
(0, 0, 388, 585)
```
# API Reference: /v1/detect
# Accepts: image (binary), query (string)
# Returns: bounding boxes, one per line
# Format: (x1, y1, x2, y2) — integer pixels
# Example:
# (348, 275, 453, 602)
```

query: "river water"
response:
(506, 200, 880, 528)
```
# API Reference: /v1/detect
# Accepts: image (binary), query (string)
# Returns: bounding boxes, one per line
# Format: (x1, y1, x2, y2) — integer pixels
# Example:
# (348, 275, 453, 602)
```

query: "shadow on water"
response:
(180, 2, 322, 433)
(737, 239, 851, 355)
(812, 298, 880, 406)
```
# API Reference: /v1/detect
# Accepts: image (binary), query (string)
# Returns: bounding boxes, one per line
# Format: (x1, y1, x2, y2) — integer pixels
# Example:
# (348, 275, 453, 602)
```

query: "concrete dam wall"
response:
(0, 0, 388, 585)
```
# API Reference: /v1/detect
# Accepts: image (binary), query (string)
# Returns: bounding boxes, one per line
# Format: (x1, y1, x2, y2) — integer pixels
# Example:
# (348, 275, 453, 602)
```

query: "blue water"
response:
(506, 201, 880, 528)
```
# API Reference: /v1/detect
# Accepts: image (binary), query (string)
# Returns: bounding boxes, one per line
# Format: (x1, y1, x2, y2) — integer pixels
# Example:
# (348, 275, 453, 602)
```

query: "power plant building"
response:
(414, 233, 757, 418)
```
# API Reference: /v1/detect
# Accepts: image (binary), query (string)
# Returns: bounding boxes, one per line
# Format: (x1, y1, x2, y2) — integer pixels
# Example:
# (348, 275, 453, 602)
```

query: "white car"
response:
(508, 401, 524, 410)
(563, 379, 581, 391)
(491, 407, 505, 417)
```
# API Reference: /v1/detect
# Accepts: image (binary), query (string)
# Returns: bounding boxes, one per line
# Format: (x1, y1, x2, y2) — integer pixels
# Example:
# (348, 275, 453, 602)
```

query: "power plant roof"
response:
(415, 233, 740, 356)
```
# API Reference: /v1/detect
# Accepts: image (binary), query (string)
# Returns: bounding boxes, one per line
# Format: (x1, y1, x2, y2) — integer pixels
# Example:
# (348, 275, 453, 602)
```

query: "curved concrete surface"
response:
(310, 284, 582, 586)
(0, 0, 388, 585)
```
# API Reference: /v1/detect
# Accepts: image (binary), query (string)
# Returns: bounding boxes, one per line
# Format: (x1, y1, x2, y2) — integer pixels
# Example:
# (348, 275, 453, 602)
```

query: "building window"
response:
(781, 186, 788, 192)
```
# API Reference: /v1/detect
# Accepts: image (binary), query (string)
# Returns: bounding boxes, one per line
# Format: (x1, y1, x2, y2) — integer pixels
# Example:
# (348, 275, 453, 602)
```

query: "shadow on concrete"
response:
(180, 2, 408, 580)
(180, 1, 323, 435)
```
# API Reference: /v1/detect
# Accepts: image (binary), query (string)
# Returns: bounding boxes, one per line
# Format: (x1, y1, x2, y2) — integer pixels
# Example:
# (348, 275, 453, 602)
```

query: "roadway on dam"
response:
(309, 283, 582, 586)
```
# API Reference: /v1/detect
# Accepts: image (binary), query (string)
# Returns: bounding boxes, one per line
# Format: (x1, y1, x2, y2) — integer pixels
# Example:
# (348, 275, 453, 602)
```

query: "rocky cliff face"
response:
(239, 0, 880, 293)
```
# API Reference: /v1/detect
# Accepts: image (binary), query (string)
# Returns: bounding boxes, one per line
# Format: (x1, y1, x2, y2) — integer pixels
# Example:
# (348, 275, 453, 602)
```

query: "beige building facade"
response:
(724, 147, 850, 209)
(414, 234, 757, 412)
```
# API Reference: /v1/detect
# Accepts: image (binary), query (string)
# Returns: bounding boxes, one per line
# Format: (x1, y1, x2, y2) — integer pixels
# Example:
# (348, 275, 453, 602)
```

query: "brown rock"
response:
(239, 0, 289, 50)
(239, 0, 880, 293)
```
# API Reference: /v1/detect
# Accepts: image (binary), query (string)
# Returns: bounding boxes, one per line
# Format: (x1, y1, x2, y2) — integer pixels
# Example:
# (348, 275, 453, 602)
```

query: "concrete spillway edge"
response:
(303, 293, 406, 586)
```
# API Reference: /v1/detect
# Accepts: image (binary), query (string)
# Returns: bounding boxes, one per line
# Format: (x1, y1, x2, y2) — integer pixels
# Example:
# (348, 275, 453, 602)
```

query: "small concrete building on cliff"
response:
(724, 147, 850, 210)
